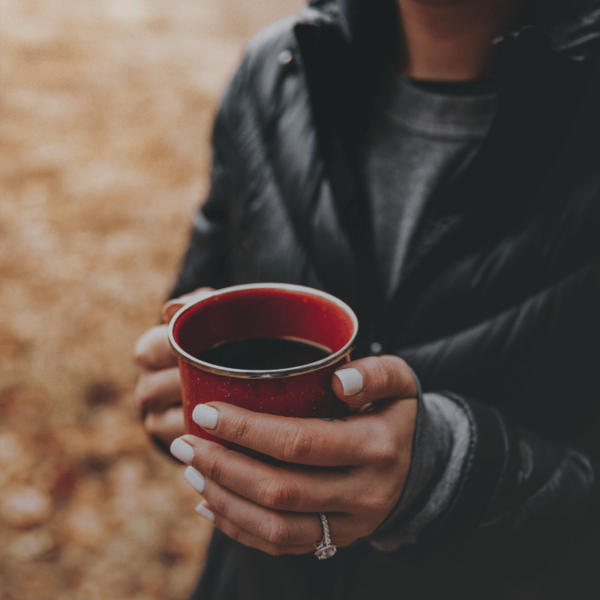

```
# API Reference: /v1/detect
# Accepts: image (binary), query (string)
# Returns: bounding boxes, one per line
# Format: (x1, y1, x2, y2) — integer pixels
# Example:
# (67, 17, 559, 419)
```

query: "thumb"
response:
(161, 287, 216, 323)
(331, 355, 418, 406)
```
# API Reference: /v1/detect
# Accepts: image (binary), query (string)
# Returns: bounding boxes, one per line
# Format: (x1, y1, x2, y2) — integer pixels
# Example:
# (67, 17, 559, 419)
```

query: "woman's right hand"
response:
(133, 287, 215, 449)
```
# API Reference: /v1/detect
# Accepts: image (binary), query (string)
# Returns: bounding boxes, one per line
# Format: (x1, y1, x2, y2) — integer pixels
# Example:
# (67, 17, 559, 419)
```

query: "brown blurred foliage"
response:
(0, 1, 302, 598)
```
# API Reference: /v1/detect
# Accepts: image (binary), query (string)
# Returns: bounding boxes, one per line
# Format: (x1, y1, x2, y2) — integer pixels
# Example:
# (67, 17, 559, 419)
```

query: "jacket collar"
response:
(302, 0, 600, 59)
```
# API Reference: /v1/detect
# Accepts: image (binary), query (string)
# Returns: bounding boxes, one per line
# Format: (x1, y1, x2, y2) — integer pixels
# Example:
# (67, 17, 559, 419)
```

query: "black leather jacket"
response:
(175, 1, 600, 598)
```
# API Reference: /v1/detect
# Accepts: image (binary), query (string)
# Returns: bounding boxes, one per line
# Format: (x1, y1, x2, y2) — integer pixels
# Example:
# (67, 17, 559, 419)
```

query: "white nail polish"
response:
(192, 404, 219, 429)
(184, 466, 206, 494)
(334, 368, 364, 396)
(195, 501, 215, 522)
(170, 438, 195, 465)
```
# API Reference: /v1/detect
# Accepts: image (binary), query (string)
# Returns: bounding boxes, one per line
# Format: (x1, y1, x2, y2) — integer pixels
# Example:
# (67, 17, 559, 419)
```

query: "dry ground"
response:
(0, 1, 302, 598)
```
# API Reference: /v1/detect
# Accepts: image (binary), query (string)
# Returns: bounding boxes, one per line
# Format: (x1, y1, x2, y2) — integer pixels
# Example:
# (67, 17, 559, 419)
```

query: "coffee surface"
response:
(195, 338, 331, 370)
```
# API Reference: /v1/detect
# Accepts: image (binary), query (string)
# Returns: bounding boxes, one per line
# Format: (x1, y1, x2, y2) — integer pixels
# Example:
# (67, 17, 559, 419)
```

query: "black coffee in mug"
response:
(194, 337, 331, 371)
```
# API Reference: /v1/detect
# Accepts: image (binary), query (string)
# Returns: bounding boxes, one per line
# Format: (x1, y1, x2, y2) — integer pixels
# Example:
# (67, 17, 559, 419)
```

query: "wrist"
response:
(369, 391, 471, 551)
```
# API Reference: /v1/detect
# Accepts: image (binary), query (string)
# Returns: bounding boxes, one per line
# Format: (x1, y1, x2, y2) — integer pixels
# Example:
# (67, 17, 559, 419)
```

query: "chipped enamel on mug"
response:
(168, 283, 358, 454)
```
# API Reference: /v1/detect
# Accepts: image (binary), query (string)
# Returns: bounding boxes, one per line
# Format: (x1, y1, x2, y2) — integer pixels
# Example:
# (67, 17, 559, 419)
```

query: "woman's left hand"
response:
(170, 356, 418, 556)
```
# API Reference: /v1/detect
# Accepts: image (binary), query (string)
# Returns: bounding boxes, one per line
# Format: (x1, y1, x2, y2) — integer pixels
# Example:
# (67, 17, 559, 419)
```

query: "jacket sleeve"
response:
(369, 388, 598, 594)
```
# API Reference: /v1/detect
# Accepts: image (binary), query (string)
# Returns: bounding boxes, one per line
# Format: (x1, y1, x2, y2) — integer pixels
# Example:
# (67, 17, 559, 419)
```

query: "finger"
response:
(134, 367, 181, 414)
(202, 476, 362, 547)
(144, 407, 185, 446)
(189, 401, 388, 466)
(215, 517, 316, 556)
(162, 287, 215, 323)
(188, 472, 328, 546)
(332, 355, 418, 406)
(200, 503, 316, 556)
(134, 325, 177, 370)
(174, 435, 372, 514)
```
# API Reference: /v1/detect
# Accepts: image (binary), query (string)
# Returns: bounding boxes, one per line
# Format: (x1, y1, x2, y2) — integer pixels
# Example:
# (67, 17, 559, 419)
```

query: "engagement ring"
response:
(314, 513, 337, 560)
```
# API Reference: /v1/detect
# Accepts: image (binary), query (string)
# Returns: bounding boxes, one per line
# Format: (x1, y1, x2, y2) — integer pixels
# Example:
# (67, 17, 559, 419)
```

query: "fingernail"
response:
(195, 500, 215, 522)
(170, 438, 195, 465)
(192, 404, 219, 429)
(334, 368, 364, 396)
(184, 466, 206, 494)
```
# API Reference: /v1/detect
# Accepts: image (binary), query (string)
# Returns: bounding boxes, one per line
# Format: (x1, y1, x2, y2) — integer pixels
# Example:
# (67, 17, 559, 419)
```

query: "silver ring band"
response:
(314, 513, 337, 560)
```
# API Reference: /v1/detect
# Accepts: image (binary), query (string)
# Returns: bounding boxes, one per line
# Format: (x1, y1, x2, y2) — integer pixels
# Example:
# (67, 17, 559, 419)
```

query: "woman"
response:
(135, 0, 600, 597)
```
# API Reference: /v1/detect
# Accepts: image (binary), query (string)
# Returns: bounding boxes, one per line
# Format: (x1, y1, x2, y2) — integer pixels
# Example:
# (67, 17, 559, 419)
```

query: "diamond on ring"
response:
(314, 513, 337, 560)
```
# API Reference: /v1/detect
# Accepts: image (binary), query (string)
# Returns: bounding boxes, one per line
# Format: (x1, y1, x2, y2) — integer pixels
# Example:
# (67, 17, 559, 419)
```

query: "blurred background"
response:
(0, 1, 302, 598)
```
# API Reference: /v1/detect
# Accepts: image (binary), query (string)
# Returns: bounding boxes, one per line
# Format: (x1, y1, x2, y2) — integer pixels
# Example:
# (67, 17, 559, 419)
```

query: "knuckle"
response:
(372, 359, 396, 393)
(231, 413, 253, 445)
(358, 491, 389, 515)
(205, 490, 226, 516)
(367, 411, 396, 449)
(362, 422, 398, 466)
(204, 454, 225, 484)
(371, 438, 398, 466)
(281, 423, 314, 463)
(260, 477, 300, 511)
(355, 495, 372, 514)
(370, 493, 391, 515)
(263, 518, 293, 546)
(358, 483, 397, 516)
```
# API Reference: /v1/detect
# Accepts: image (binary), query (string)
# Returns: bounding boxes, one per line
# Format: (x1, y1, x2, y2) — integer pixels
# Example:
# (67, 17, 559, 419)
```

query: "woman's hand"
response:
(133, 287, 215, 449)
(170, 356, 418, 555)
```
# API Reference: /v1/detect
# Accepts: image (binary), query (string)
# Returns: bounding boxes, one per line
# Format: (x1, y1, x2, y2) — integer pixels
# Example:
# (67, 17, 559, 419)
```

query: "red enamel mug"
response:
(168, 283, 358, 453)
